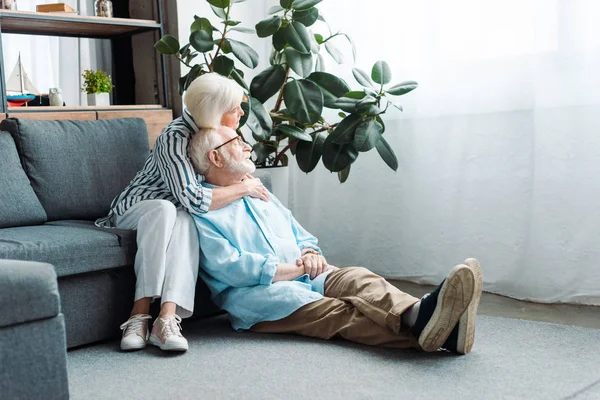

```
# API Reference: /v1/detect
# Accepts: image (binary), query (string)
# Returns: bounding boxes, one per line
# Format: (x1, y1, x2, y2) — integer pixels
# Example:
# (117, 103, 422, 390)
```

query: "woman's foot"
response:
(119, 314, 152, 351)
(149, 314, 189, 352)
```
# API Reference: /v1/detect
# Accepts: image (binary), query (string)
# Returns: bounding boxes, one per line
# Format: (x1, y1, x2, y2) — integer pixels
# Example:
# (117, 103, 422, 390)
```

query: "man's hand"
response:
(241, 174, 269, 201)
(296, 253, 330, 279)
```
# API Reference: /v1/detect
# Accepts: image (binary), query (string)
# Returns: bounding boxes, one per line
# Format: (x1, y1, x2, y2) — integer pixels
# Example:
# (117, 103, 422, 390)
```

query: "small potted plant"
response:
(81, 69, 113, 106)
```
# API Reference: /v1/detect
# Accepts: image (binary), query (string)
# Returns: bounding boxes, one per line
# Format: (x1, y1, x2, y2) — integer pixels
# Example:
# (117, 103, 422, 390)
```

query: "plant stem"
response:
(273, 66, 290, 113)
(274, 141, 294, 166)
(176, 55, 194, 69)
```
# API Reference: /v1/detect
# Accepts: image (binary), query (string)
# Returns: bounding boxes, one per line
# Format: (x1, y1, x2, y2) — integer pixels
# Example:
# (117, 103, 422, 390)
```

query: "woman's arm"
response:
(210, 175, 269, 210)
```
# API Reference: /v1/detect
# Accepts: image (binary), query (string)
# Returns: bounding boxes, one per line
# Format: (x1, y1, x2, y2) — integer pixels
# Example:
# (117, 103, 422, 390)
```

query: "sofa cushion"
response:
(0, 118, 150, 221)
(0, 131, 47, 228)
(0, 222, 136, 277)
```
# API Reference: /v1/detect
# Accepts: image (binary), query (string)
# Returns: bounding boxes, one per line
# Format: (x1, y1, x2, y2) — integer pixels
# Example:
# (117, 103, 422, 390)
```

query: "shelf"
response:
(7, 105, 167, 112)
(0, 10, 161, 38)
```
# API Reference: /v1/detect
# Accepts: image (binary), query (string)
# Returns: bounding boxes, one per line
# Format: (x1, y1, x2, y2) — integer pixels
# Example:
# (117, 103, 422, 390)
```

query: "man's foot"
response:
(442, 258, 483, 354)
(149, 314, 188, 352)
(120, 314, 152, 351)
(411, 264, 477, 352)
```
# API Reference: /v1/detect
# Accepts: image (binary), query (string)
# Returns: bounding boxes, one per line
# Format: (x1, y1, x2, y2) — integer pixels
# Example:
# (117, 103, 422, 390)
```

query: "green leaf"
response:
(330, 114, 363, 144)
(344, 91, 367, 99)
(306, 72, 351, 108)
(269, 5, 284, 14)
(280, 0, 294, 8)
(154, 35, 180, 55)
(296, 131, 326, 173)
(353, 119, 383, 152)
(213, 55, 235, 77)
(293, 8, 319, 27)
(250, 65, 287, 103)
(190, 30, 214, 53)
(272, 30, 286, 51)
(229, 39, 259, 68)
(208, 0, 230, 7)
(256, 16, 282, 38)
(386, 80, 418, 96)
(314, 33, 324, 44)
(284, 48, 313, 78)
(231, 68, 249, 90)
(276, 124, 313, 141)
(376, 136, 398, 171)
(315, 54, 325, 72)
(293, 0, 323, 11)
(230, 26, 256, 34)
(322, 134, 359, 172)
(223, 20, 241, 26)
(342, 33, 356, 63)
(283, 21, 312, 54)
(190, 17, 213, 34)
(283, 79, 324, 124)
(372, 60, 392, 85)
(337, 165, 350, 183)
(333, 97, 361, 113)
(393, 103, 403, 112)
(232, 0, 247, 3)
(210, 5, 227, 19)
(375, 115, 386, 133)
(325, 42, 343, 64)
(218, 39, 232, 54)
(352, 68, 374, 89)
(239, 99, 250, 128)
(246, 97, 273, 139)
(183, 65, 202, 93)
(253, 142, 277, 165)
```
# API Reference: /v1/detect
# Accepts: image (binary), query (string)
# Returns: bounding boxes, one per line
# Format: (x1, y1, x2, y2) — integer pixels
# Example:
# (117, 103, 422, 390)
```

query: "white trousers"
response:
(115, 200, 199, 318)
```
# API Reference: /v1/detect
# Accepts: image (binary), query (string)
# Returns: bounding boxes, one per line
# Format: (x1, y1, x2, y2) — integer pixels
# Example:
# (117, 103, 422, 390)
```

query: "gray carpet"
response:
(68, 315, 600, 400)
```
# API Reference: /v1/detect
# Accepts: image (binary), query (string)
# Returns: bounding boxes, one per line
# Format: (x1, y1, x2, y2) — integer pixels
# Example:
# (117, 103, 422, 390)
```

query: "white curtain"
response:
(2, 0, 111, 106)
(288, 0, 600, 305)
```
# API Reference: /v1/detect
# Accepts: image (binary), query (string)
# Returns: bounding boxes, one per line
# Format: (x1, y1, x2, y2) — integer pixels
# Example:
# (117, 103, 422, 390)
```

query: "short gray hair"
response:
(188, 128, 220, 175)
(183, 73, 244, 129)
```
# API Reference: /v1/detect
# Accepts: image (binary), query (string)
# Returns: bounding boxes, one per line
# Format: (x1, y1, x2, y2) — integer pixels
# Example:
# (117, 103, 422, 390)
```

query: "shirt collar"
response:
(182, 108, 200, 133)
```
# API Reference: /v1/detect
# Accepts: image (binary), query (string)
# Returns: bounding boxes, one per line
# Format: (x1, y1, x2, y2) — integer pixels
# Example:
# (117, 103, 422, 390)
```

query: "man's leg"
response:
(251, 298, 421, 349)
(324, 264, 482, 353)
(115, 200, 178, 351)
(148, 210, 199, 352)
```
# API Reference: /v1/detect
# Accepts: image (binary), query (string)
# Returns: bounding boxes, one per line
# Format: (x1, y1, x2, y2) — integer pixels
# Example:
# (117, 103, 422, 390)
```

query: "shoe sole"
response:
(418, 264, 476, 352)
(149, 334, 188, 352)
(455, 258, 483, 354)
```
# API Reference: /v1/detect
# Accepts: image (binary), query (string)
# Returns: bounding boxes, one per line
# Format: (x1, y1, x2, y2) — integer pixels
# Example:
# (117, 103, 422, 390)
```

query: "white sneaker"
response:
(149, 314, 188, 352)
(120, 314, 152, 351)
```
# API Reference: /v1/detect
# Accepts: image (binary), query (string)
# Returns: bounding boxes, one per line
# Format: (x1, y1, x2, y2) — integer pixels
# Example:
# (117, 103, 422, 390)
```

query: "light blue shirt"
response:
(193, 184, 331, 331)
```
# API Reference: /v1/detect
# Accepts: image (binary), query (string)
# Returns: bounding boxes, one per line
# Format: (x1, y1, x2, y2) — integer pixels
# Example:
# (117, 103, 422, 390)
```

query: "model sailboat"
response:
(6, 53, 40, 106)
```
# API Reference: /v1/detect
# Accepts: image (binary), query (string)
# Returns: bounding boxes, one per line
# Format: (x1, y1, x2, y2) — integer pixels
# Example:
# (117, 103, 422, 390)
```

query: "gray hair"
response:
(183, 73, 244, 129)
(188, 128, 220, 175)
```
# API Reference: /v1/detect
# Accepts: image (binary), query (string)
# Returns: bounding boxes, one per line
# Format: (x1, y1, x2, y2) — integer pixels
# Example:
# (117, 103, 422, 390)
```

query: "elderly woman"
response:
(96, 73, 268, 352)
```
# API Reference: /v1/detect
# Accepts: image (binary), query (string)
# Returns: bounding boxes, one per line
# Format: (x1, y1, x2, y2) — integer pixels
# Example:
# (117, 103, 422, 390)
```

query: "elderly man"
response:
(188, 125, 483, 354)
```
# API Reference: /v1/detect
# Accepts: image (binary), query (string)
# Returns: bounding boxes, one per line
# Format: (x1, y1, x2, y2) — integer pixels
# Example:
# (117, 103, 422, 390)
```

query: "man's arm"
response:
(197, 218, 303, 287)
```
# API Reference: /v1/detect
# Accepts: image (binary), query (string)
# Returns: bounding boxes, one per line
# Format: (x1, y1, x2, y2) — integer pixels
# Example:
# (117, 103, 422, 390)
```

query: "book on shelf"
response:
(36, 3, 75, 13)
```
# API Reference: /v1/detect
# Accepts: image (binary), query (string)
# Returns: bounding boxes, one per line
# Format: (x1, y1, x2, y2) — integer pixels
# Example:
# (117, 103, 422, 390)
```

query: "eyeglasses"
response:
(213, 135, 248, 151)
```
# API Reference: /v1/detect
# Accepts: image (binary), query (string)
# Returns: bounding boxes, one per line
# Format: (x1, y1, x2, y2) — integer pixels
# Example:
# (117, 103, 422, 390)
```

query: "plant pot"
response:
(87, 93, 110, 106)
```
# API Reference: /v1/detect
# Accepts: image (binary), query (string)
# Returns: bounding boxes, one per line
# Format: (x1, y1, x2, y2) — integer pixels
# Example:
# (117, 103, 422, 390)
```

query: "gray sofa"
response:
(0, 117, 228, 351)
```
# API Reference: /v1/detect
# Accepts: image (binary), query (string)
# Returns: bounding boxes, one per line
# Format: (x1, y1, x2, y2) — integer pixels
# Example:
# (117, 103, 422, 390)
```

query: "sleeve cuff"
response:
(260, 258, 278, 285)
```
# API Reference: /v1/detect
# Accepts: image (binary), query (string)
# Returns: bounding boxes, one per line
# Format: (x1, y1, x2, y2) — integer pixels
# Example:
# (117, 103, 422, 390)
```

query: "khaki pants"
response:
(251, 267, 421, 349)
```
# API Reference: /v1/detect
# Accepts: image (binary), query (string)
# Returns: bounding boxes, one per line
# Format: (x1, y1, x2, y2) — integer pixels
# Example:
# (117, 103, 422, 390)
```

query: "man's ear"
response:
(208, 150, 225, 169)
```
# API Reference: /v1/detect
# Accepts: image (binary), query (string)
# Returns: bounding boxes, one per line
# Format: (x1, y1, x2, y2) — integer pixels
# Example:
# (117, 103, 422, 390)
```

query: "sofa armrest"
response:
(0, 259, 61, 328)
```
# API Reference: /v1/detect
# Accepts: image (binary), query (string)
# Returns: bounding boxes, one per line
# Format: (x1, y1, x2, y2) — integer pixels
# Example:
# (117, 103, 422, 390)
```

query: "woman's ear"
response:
(208, 150, 224, 169)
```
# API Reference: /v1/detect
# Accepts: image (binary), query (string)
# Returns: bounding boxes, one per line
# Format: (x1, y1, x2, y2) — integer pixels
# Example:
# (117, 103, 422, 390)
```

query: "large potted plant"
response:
(81, 69, 113, 106)
(155, 0, 417, 183)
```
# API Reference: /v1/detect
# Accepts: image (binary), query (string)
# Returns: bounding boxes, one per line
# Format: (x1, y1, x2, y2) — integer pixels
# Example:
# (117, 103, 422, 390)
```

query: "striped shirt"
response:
(95, 109, 213, 227)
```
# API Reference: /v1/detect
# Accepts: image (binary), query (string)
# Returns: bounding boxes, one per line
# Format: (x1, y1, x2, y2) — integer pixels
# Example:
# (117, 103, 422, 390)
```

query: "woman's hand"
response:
(241, 174, 269, 201)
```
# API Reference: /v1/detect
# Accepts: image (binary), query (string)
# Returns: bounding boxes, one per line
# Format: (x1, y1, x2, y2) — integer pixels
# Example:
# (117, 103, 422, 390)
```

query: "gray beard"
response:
(223, 152, 256, 175)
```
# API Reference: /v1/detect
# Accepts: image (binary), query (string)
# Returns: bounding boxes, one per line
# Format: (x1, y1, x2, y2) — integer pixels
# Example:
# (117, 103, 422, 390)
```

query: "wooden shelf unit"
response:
(0, 10, 161, 38)
(0, 1, 180, 145)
